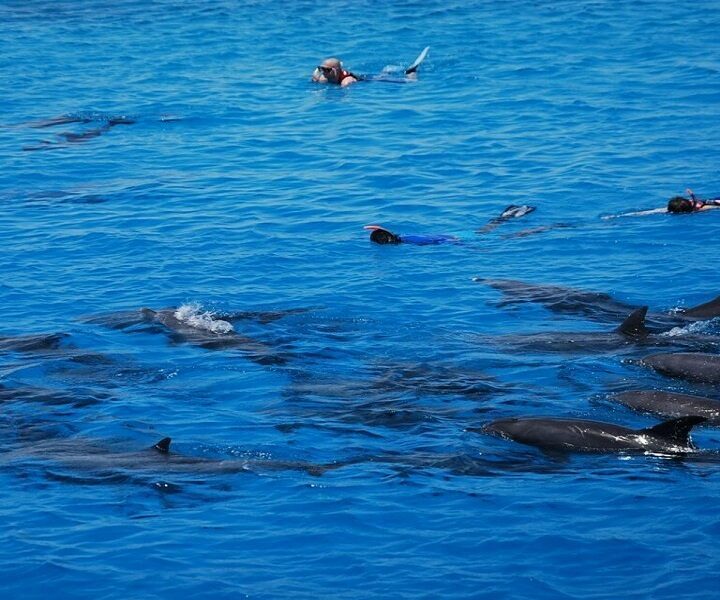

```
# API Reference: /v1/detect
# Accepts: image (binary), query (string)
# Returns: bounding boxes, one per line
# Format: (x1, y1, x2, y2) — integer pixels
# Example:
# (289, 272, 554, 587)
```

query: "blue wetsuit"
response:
(397, 233, 459, 245)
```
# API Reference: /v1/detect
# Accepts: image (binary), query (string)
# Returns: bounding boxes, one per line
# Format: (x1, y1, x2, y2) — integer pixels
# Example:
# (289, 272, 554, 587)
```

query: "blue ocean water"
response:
(2, 0, 720, 597)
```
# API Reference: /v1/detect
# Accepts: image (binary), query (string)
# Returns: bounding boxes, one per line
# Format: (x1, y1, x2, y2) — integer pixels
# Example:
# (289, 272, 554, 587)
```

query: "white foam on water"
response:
(174, 303, 234, 334)
(661, 319, 713, 337)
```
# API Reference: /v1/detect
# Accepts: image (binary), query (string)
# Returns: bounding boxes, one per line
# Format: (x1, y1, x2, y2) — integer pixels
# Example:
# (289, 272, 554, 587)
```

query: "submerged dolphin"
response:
(476, 278, 639, 322)
(2, 435, 336, 479)
(81, 307, 289, 365)
(22, 116, 135, 152)
(477, 278, 720, 325)
(640, 352, 720, 384)
(612, 390, 720, 425)
(488, 307, 720, 353)
(478, 415, 706, 454)
(141, 308, 288, 364)
(0, 332, 70, 354)
(487, 306, 649, 353)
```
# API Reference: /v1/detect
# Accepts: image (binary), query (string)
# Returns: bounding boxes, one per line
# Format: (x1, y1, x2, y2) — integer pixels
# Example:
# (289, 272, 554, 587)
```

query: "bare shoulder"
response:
(340, 76, 358, 87)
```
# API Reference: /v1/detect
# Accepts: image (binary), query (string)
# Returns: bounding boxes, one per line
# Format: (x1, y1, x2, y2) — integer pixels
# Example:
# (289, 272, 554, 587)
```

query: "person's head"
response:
(316, 58, 343, 83)
(369, 228, 401, 244)
(667, 196, 694, 213)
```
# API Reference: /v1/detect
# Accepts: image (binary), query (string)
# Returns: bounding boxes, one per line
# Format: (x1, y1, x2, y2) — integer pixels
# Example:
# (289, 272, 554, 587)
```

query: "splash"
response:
(173, 303, 234, 334)
(661, 319, 713, 338)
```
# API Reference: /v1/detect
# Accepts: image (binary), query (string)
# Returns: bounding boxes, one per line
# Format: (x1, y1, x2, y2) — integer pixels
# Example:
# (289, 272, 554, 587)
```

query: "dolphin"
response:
(678, 293, 720, 320)
(640, 352, 720, 384)
(0, 383, 114, 409)
(0, 332, 70, 353)
(486, 306, 650, 353)
(476, 278, 640, 322)
(22, 114, 136, 151)
(611, 390, 720, 425)
(478, 415, 706, 453)
(477, 278, 720, 325)
(139, 308, 288, 364)
(1, 435, 337, 479)
(487, 307, 720, 353)
(81, 307, 288, 365)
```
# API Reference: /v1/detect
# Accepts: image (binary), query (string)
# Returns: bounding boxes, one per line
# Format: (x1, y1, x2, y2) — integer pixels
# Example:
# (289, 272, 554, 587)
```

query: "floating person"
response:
(312, 47, 430, 86)
(603, 188, 720, 218)
(364, 225, 459, 246)
(312, 58, 362, 86)
(667, 189, 720, 213)
(364, 204, 535, 245)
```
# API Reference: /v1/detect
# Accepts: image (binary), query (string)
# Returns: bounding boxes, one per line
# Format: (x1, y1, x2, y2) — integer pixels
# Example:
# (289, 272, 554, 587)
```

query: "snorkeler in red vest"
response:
(312, 58, 362, 87)
(312, 48, 430, 87)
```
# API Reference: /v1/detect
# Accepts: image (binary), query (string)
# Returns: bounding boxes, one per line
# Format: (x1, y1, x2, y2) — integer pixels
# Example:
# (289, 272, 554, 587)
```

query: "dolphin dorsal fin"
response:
(153, 437, 171, 453)
(617, 306, 649, 337)
(641, 416, 706, 446)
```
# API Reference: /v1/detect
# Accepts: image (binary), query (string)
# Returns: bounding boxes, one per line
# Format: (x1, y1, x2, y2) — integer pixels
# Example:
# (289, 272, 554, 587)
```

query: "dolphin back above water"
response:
(640, 352, 720, 384)
(679, 293, 720, 320)
(612, 390, 720, 425)
(479, 415, 706, 453)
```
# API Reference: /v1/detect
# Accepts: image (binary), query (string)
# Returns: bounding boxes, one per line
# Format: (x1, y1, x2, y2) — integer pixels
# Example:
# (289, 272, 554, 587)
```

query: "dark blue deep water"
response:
(2, 1, 720, 598)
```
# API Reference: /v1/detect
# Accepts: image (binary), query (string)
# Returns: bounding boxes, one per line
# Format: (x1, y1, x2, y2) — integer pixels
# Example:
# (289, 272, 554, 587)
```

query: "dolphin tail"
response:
(617, 306, 649, 337)
(641, 416, 706, 448)
(153, 437, 171, 453)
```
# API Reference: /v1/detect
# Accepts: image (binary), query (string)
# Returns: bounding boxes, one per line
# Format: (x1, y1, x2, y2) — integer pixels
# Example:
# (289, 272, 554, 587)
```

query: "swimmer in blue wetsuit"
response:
(364, 204, 536, 246)
(364, 225, 459, 245)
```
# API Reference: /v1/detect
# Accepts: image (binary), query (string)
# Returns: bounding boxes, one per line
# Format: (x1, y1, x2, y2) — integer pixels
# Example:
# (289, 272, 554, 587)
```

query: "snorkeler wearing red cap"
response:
(364, 205, 536, 245)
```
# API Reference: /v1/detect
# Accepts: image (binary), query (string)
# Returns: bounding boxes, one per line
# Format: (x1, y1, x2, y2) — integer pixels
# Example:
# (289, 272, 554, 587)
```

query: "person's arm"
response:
(340, 75, 358, 87)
